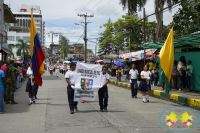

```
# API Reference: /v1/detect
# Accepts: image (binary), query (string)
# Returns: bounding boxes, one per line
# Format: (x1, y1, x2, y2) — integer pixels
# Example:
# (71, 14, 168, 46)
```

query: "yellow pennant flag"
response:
(160, 27, 174, 83)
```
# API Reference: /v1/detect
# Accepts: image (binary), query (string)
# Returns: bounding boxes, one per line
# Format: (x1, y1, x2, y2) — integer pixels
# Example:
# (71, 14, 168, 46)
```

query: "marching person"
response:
(26, 63, 36, 105)
(65, 63, 78, 114)
(55, 63, 60, 77)
(49, 64, 54, 75)
(139, 65, 152, 103)
(5, 60, 18, 104)
(99, 66, 110, 112)
(129, 64, 139, 98)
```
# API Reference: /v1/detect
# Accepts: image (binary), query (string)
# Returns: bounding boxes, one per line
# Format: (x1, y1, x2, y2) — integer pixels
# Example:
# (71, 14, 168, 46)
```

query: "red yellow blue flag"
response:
(30, 10, 45, 86)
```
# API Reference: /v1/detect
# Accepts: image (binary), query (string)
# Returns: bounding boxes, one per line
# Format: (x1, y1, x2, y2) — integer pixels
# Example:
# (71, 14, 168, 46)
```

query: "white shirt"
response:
(177, 61, 187, 71)
(141, 71, 151, 78)
(100, 72, 110, 86)
(56, 65, 60, 69)
(187, 65, 193, 76)
(26, 67, 33, 79)
(65, 70, 76, 84)
(129, 69, 138, 79)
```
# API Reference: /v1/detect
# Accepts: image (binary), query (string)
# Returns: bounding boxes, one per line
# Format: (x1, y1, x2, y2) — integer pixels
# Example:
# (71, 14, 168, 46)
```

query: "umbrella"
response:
(64, 61, 71, 64)
(114, 61, 125, 67)
(95, 59, 103, 63)
(16, 61, 22, 64)
(23, 61, 28, 64)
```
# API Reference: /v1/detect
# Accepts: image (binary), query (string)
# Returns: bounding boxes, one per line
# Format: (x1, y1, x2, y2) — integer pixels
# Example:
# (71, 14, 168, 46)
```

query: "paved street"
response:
(0, 73, 200, 133)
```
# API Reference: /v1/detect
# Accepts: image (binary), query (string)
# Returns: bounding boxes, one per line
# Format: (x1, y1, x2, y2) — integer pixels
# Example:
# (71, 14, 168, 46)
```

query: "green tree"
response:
(119, 0, 147, 15)
(8, 44, 15, 58)
(170, 1, 200, 37)
(16, 39, 30, 61)
(59, 36, 70, 60)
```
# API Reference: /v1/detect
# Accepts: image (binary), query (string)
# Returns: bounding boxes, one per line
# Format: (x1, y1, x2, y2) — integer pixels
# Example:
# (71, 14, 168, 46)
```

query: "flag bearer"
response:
(139, 65, 152, 103)
(129, 64, 139, 98)
(55, 63, 60, 77)
(65, 63, 78, 114)
(98, 66, 110, 112)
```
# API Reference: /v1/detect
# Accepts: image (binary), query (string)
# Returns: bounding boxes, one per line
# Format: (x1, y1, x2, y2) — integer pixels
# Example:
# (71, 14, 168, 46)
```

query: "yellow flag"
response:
(160, 27, 174, 83)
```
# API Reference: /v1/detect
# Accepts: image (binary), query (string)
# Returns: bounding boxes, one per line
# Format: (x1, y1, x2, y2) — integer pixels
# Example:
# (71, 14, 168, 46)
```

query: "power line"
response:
(87, 0, 103, 13)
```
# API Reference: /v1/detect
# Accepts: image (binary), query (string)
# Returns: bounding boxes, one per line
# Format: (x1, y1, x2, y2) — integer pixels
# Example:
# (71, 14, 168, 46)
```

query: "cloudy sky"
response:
(5, 0, 181, 51)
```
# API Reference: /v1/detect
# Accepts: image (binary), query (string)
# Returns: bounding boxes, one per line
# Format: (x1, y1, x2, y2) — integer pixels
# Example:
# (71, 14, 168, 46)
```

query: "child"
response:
(139, 65, 152, 103)
(99, 66, 110, 112)
(116, 67, 118, 81)
(65, 63, 78, 114)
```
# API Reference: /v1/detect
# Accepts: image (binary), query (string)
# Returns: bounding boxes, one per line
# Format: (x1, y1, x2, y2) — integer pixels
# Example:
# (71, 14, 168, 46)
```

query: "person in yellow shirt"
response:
(116, 67, 119, 81)
(118, 66, 122, 82)
(148, 61, 155, 86)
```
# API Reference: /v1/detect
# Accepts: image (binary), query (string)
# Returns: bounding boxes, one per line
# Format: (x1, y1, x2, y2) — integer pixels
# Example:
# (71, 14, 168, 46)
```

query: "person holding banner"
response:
(65, 63, 78, 114)
(139, 65, 152, 103)
(99, 66, 110, 112)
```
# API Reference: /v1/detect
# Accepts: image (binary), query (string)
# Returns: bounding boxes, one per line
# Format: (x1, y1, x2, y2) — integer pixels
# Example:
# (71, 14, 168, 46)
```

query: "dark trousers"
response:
(67, 85, 78, 111)
(118, 72, 121, 82)
(98, 86, 108, 109)
(154, 78, 158, 86)
(131, 79, 138, 97)
(186, 76, 191, 90)
(178, 71, 186, 89)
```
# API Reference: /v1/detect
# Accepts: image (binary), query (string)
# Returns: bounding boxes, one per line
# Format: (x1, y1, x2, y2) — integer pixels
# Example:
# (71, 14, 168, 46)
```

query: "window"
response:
(8, 36, 15, 41)
(16, 36, 21, 41)
(23, 36, 30, 42)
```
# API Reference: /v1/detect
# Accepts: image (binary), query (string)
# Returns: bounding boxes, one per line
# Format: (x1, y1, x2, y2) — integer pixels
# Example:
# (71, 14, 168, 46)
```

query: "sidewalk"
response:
(109, 75, 200, 108)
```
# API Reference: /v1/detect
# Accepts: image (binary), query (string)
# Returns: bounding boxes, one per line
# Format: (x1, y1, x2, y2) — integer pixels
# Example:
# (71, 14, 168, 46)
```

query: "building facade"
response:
(45, 32, 63, 48)
(0, 1, 16, 62)
(7, 4, 45, 60)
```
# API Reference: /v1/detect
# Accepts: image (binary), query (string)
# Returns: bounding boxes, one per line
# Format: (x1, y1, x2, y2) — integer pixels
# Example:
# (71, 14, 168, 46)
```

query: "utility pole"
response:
(78, 13, 94, 63)
(143, 8, 146, 65)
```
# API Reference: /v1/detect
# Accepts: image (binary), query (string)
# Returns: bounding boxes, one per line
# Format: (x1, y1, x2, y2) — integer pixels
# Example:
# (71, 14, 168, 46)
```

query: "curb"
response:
(109, 80, 200, 109)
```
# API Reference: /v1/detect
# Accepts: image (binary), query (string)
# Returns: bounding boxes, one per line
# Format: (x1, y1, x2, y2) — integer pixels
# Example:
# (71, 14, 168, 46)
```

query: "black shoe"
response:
(75, 107, 78, 112)
(28, 102, 32, 105)
(146, 99, 149, 102)
(100, 109, 104, 112)
(70, 110, 74, 114)
(33, 100, 36, 104)
(104, 108, 108, 112)
(135, 96, 137, 98)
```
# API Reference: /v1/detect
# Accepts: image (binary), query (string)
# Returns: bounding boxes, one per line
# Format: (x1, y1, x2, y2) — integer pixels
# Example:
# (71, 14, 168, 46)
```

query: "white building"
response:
(45, 32, 63, 48)
(7, 4, 45, 59)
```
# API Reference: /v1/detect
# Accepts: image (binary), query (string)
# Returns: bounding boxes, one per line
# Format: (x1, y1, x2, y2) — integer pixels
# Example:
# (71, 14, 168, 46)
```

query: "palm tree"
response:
(59, 36, 70, 60)
(8, 44, 15, 58)
(16, 39, 30, 61)
(119, 0, 147, 15)
(155, 0, 173, 42)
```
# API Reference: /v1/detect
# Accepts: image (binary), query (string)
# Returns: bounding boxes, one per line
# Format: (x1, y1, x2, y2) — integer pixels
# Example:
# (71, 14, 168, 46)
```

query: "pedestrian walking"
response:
(139, 65, 152, 103)
(26, 64, 36, 105)
(98, 66, 109, 112)
(0, 63, 5, 114)
(65, 63, 78, 114)
(5, 60, 18, 104)
(125, 66, 130, 80)
(129, 64, 139, 98)
(55, 64, 60, 77)
(186, 60, 193, 92)
(152, 66, 159, 86)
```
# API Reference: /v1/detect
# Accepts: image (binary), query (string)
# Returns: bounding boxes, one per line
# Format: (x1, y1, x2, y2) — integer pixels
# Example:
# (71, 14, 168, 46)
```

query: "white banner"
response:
(74, 62, 101, 101)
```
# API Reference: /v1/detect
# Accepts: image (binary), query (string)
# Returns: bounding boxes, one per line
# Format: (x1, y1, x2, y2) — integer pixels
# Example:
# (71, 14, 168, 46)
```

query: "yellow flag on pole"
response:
(160, 27, 174, 83)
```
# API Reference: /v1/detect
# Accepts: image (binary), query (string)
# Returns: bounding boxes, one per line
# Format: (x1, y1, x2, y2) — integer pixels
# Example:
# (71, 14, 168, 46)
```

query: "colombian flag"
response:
(30, 10, 45, 86)
(160, 26, 174, 83)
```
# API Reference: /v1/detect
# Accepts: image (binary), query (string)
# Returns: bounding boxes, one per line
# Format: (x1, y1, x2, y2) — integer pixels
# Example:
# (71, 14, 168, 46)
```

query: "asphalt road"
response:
(0, 73, 200, 133)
